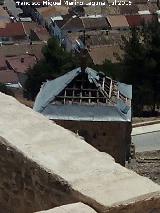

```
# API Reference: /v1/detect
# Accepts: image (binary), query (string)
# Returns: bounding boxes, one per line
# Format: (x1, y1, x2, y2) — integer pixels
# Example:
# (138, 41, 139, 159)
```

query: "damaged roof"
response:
(34, 67, 132, 122)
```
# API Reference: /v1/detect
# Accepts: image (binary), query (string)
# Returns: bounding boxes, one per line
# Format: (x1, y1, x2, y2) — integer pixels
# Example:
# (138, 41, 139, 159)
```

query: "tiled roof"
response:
(0, 54, 7, 70)
(141, 14, 157, 23)
(61, 16, 110, 31)
(36, 6, 68, 18)
(133, 0, 148, 3)
(0, 21, 8, 28)
(0, 6, 10, 18)
(82, 32, 114, 46)
(6, 54, 37, 73)
(62, 17, 84, 30)
(0, 70, 19, 84)
(32, 26, 50, 41)
(119, 5, 139, 15)
(126, 15, 142, 27)
(22, 22, 38, 35)
(66, 31, 114, 47)
(88, 45, 123, 64)
(81, 17, 110, 30)
(83, 6, 102, 16)
(137, 3, 150, 11)
(23, 22, 50, 41)
(0, 43, 44, 60)
(107, 15, 129, 28)
(0, 23, 26, 37)
(147, 2, 159, 13)
(54, 13, 74, 27)
(105, 6, 121, 15)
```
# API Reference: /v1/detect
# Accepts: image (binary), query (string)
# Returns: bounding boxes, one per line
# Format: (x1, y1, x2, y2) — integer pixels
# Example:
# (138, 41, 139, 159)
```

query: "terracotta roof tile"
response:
(81, 17, 110, 30)
(137, 3, 150, 11)
(119, 5, 139, 15)
(62, 17, 84, 30)
(32, 26, 50, 41)
(88, 45, 123, 64)
(0, 43, 44, 60)
(148, 2, 159, 13)
(107, 15, 129, 28)
(105, 6, 121, 15)
(0, 54, 7, 70)
(0, 6, 10, 18)
(0, 70, 19, 84)
(133, 0, 148, 3)
(0, 23, 26, 37)
(6, 55, 37, 73)
(22, 22, 38, 35)
(141, 14, 157, 23)
(126, 15, 142, 27)
(36, 6, 68, 18)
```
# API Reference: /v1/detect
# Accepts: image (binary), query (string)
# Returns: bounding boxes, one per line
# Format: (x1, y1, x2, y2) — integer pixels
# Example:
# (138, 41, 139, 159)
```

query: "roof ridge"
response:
(61, 16, 73, 29)
(21, 22, 27, 36)
(81, 17, 85, 29)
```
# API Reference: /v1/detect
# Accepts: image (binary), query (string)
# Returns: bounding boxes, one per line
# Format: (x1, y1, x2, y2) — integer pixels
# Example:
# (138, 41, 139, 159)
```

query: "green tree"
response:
(94, 59, 123, 81)
(24, 61, 53, 100)
(142, 19, 160, 113)
(120, 23, 160, 116)
(24, 38, 78, 99)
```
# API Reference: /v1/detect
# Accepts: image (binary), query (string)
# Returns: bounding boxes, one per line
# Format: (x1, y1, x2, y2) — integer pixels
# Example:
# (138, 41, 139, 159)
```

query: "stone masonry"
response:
(0, 92, 160, 213)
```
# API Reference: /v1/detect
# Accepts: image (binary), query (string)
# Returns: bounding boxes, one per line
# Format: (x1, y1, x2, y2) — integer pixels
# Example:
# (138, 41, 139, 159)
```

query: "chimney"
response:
(21, 57, 24, 63)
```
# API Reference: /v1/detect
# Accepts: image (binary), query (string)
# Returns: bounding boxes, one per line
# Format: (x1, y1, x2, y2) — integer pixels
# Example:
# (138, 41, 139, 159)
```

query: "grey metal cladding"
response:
(42, 104, 128, 121)
(33, 67, 132, 122)
(33, 67, 81, 112)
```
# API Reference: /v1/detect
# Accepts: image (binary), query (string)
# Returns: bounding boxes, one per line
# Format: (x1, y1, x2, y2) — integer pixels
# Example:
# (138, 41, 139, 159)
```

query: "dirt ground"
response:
(127, 151, 160, 185)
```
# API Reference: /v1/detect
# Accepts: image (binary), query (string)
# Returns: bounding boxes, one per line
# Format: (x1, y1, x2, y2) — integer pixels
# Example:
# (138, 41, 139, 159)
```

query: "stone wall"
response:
(0, 137, 78, 213)
(55, 120, 131, 165)
(0, 92, 160, 213)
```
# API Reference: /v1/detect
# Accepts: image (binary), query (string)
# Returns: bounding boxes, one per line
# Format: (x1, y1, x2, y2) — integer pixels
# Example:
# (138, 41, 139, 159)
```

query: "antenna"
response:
(80, 29, 87, 73)
(83, 29, 86, 48)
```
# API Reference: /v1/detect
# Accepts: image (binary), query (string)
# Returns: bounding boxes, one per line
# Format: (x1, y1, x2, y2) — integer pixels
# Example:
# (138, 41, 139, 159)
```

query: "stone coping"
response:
(0, 92, 160, 212)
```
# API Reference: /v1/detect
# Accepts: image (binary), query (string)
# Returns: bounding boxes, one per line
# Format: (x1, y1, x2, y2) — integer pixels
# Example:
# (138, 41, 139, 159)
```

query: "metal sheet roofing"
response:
(34, 67, 132, 122)
(34, 67, 81, 112)
(118, 82, 132, 99)
(41, 104, 128, 122)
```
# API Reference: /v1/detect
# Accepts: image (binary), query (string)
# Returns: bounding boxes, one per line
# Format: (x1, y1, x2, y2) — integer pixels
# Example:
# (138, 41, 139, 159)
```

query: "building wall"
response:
(0, 35, 27, 43)
(54, 120, 132, 166)
(53, 24, 62, 42)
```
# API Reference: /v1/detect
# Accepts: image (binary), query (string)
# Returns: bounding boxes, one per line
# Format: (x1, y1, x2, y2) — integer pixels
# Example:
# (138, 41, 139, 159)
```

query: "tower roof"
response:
(34, 67, 132, 121)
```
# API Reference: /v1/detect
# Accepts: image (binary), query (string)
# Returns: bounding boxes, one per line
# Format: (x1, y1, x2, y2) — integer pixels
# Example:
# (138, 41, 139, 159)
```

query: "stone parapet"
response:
(0, 92, 160, 213)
